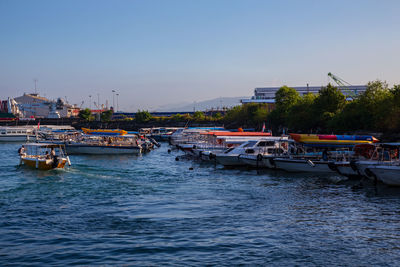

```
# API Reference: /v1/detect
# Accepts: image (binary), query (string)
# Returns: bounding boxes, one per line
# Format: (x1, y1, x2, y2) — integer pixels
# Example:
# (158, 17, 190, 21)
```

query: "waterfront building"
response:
(14, 93, 80, 118)
(241, 85, 368, 105)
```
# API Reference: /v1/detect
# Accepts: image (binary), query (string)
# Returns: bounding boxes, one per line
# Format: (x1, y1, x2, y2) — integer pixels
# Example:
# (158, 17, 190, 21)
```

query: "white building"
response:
(14, 93, 79, 118)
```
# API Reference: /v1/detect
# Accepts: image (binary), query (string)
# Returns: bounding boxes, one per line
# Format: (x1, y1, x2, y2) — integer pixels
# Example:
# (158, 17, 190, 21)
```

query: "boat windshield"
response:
(243, 141, 257, 148)
(224, 147, 235, 154)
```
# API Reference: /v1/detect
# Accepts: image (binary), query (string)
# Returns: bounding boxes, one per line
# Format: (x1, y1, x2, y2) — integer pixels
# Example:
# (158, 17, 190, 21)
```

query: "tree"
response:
(381, 84, 400, 131)
(100, 110, 113, 122)
(267, 86, 300, 129)
(135, 110, 152, 123)
(192, 111, 205, 121)
(357, 80, 391, 130)
(171, 113, 184, 122)
(312, 84, 346, 130)
(78, 108, 93, 121)
(275, 86, 301, 113)
(213, 112, 223, 120)
(287, 93, 317, 131)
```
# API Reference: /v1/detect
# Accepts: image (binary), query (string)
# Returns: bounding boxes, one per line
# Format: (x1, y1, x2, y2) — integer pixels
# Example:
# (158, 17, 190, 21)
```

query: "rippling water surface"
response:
(1, 143, 400, 266)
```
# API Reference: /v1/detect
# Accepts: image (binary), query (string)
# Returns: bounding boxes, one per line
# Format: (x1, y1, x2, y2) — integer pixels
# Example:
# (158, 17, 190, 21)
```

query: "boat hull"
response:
(216, 154, 244, 167)
(21, 157, 67, 170)
(328, 162, 360, 177)
(369, 165, 400, 186)
(355, 161, 382, 180)
(65, 144, 141, 155)
(274, 158, 335, 173)
(0, 135, 36, 142)
(239, 154, 278, 168)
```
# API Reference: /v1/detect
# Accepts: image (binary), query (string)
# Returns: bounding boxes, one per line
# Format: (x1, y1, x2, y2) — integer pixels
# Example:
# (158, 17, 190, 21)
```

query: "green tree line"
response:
(223, 81, 400, 133)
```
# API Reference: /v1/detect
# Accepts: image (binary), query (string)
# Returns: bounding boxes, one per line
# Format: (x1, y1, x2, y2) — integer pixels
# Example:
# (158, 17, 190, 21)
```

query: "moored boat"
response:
(215, 138, 285, 167)
(368, 165, 400, 186)
(64, 135, 143, 155)
(0, 127, 37, 142)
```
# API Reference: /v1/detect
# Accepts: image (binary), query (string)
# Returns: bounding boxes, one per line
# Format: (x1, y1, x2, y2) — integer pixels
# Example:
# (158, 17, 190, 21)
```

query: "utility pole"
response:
(89, 95, 92, 109)
(33, 79, 38, 94)
(112, 90, 116, 110)
(116, 93, 119, 112)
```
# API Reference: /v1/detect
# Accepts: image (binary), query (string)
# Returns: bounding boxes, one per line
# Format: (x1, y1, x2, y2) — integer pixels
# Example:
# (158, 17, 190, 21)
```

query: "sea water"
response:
(1, 143, 400, 265)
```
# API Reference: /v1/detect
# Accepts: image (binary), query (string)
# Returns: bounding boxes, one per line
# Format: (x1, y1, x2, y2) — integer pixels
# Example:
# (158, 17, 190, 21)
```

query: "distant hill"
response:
(154, 96, 248, 112)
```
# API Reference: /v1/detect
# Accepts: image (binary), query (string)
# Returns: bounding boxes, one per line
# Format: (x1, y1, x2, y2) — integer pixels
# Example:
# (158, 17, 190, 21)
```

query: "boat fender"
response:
(307, 159, 315, 167)
(67, 156, 71, 166)
(257, 154, 263, 161)
(350, 160, 358, 172)
(328, 162, 337, 171)
(36, 158, 39, 169)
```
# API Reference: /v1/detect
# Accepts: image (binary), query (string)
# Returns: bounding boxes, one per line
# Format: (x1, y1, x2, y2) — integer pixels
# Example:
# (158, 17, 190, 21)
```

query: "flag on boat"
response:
(261, 122, 266, 132)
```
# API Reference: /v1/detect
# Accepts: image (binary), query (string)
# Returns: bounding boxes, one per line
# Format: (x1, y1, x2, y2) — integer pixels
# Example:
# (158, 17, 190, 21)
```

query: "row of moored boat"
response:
(167, 128, 400, 186)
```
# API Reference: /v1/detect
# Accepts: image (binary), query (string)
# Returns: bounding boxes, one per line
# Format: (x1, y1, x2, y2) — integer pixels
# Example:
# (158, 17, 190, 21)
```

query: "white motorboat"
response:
(238, 138, 289, 168)
(216, 138, 287, 167)
(354, 143, 400, 179)
(64, 135, 142, 155)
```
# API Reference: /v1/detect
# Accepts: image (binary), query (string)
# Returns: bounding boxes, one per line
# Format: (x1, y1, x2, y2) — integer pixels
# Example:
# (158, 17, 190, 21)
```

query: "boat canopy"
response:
(23, 143, 65, 148)
(380, 143, 400, 148)
(202, 132, 272, 137)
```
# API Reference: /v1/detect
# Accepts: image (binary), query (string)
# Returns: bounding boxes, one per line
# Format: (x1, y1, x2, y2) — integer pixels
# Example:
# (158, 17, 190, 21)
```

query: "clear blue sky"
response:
(1, 0, 399, 111)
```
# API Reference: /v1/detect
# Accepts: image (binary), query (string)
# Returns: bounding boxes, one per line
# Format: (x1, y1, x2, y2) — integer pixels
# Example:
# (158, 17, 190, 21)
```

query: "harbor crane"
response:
(327, 72, 357, 99)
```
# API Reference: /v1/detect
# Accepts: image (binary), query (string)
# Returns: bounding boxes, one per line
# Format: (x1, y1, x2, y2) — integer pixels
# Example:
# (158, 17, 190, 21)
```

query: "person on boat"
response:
(383, 150, 391, 161)
(50, 148, 56, 159)
(45, 151, 51, 159)
(322, 149, 329, 161)
(18, 145, 26, 156)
